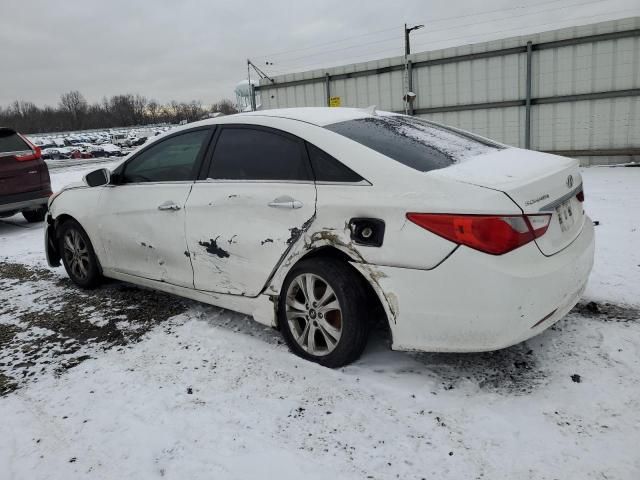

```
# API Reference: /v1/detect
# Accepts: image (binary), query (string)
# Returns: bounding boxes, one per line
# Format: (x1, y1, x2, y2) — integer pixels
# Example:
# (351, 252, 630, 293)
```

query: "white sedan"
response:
(45, 108, 594, 367)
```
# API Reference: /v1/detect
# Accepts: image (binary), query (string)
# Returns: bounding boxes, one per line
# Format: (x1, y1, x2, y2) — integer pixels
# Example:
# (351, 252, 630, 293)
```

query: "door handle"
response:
(268, 197, 303, 209)
(158, 201, 181, 211)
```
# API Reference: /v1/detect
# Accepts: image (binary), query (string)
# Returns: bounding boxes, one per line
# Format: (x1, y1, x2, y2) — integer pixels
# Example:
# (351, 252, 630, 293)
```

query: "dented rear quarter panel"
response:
(264, 169, 522, 295)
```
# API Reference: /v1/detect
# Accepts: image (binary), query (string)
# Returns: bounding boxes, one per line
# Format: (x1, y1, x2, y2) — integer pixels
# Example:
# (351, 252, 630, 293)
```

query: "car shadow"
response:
(1, 259, 567, 397)
(196, 302, 551, 395)
(0, 216, 43, 233)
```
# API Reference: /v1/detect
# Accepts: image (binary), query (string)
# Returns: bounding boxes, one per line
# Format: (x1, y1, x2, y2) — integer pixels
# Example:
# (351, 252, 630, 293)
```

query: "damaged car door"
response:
(98, 127, 213, 286)
(185, 125, 316, 296)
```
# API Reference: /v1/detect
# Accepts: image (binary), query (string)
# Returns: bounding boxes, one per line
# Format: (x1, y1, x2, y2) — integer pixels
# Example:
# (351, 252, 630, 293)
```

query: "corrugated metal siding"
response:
(419, 106, 525, 147)
(257, 17, 640, 165)
(532, 97, 640, 150)
(330, 66, 406, 112)
(413, 53, 525, 108)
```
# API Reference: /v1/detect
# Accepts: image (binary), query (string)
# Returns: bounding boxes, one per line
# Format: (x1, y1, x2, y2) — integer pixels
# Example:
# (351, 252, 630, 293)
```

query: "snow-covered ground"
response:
(0, 163, 639, 479)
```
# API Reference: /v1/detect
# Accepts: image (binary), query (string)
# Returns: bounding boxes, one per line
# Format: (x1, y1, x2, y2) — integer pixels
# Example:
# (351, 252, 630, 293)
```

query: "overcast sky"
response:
(2, 0, 638, 107)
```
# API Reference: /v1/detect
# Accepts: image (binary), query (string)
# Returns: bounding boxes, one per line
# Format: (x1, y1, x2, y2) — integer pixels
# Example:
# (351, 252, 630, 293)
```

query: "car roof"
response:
(143, 107, 393, 151)
(210, 107, 377, 127)
(240, 107, 375, 126)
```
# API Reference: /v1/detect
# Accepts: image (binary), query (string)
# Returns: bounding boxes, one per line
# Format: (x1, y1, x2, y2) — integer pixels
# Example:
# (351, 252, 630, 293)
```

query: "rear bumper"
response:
(0, 189, 49, 215)
(367, 217, 595, 352)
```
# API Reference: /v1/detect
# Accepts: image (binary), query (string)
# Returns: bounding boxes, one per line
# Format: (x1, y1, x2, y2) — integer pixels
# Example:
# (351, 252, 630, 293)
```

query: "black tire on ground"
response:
(278, 257, 370, 368)
(22, 207, 47, 223)
(57, 219, 102, 289)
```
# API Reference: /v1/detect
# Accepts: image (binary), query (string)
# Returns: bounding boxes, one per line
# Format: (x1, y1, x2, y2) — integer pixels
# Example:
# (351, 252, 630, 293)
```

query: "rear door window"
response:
(306, 143, 364, 183)
(208, 127, 311, 181)
(325, 114, 504, 172)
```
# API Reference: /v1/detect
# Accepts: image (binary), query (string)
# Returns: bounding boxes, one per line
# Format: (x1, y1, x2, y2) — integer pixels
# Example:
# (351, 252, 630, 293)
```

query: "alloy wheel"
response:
(285, 273, 343, 356)
(63, 228, 91, 281)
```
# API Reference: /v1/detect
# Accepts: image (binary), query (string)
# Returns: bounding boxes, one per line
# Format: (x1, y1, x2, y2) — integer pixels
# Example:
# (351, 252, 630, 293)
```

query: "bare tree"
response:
(59, 91, 88, 129)
(0, 91, 220, 133)
(211, 99, 238, 115)
(147, 100, 159, 123)
(132, 94, 148, 124)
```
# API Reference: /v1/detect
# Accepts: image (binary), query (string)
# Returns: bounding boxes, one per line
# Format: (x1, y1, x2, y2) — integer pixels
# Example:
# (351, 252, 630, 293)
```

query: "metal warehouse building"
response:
(256, 17, 640, 166)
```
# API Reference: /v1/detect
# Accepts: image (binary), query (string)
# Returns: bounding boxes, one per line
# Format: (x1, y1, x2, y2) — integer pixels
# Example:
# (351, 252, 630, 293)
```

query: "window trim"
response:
(313, 179, 371, 186)
(112, 126, 215, 185)
(198, 124, 314, 183)
(304, 141, 370, 185)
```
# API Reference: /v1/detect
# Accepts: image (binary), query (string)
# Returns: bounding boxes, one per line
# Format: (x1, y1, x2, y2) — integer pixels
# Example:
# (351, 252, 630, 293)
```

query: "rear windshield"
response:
(325, 114, 504, 172)
(0, 129, 29, 154)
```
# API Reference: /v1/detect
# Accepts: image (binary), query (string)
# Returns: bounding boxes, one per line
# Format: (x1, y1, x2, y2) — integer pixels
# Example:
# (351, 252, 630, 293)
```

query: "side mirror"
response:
(84, 168, 111, 187)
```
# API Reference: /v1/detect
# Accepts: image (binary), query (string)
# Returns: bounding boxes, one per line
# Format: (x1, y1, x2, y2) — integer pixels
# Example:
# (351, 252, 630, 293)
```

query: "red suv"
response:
(0, 127, 52, 222)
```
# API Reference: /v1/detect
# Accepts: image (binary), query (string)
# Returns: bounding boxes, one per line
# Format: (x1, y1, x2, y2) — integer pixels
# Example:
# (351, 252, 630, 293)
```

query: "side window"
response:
(208, 127, 311, 181)
(306, 143, 364, 183)
(122, 129, 209, 183)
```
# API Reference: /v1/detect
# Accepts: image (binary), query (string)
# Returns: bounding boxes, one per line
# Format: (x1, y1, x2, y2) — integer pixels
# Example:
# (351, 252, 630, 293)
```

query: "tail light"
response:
(576, 189, 584, 202)
(406, 213, 552, 255)
(14, 134, 42, 162)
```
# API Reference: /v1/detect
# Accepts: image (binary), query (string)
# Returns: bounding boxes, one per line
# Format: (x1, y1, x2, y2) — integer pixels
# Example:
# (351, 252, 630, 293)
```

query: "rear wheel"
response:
(22, 207, 47, 223)
(278, 258, 370, 368)
(58, 220, 102, 289)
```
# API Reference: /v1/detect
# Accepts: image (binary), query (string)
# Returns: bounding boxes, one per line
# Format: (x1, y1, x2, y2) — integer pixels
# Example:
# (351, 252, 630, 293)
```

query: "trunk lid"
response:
(430, 148, 585, 256)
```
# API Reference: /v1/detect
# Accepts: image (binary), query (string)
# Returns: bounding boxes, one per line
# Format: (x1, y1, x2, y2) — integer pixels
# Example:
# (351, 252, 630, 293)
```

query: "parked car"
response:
(87, 145, 106, 157)
(70, 148, 94, 159)
(41, 147, 72, 160)
(101, 143, 124, 157)
(1, 127, 51, 222)
(126, 136, 148, 147)
(44, 108, 594, 367)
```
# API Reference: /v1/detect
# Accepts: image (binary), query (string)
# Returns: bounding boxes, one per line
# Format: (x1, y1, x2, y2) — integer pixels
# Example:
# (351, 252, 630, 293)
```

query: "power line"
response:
(410, 7, 639, 51)
(409, 0, 603, 40)
(253, 26, 402, 60)
(253, 0, 591, 62)
(262, 8, 638, 75)
(267, 0, 606, 70)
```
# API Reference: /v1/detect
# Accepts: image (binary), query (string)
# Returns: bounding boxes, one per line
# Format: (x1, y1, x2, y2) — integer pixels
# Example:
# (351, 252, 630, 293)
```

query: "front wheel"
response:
(278, 258, 370, 368)
(57, 219, 102, 289)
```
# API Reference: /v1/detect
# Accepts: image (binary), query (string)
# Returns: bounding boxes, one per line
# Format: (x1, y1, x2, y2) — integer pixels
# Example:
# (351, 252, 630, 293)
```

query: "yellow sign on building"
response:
(329, 96, 341, 107)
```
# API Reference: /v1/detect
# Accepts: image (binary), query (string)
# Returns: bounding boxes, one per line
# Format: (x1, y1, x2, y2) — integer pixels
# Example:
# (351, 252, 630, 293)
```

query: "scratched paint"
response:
(286, 215, 316, 246)
(198, 236, 230, 258)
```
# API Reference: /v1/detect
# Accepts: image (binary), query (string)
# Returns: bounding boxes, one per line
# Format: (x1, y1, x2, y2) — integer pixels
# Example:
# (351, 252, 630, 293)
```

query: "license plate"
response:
(556, 199, 575, 232)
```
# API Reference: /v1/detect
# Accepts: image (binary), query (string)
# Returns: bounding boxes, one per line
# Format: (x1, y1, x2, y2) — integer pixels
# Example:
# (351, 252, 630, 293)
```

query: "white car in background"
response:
(100, 143, 124, 156)
(41, 147, 72, 159)
(44, 108, 594, 367)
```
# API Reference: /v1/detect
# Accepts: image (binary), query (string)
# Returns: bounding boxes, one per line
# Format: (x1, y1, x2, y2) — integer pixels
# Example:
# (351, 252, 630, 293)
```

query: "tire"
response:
(57, 219, 102, 289)
(278, 258, 370, 368)
(22, 207, 47, 223)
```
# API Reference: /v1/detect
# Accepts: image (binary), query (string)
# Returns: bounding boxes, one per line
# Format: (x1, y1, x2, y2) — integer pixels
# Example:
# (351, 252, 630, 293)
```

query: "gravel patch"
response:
(0, 261, 187, 395)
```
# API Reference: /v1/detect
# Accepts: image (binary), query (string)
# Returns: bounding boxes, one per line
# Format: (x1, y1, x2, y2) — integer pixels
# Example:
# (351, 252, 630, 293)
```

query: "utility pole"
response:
(404, 23, 423, 114)
(246, 59, 253, 111)
(246, 59, 275, 111)
(404, 23, 424, 56)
